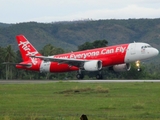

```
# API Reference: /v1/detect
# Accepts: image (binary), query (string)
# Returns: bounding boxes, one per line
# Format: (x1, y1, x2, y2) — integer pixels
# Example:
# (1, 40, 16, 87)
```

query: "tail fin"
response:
(16, 35, 42, 62)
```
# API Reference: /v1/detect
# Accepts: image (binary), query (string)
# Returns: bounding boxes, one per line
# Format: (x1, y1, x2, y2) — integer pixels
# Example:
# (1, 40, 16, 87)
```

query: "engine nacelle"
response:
(113, 63, 131, 72)
(83, 60, 102, 71)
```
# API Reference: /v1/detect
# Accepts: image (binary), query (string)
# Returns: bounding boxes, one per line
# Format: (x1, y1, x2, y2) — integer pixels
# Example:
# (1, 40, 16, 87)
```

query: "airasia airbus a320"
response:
(15, 35, 159, 79)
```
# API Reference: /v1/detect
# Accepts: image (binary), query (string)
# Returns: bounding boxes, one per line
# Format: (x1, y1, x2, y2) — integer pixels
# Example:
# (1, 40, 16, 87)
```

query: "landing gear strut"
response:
(96, 70, 103, 79)
(76, 70, 84, 79)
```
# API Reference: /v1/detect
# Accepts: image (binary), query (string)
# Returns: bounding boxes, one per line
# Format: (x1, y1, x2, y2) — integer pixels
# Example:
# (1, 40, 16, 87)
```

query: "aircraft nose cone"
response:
(154, 48, 159, 56)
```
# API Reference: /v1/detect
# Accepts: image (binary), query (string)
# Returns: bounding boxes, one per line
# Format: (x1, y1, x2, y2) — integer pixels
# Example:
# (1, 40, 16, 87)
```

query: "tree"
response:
(40, 44, 64, 56)
(39, 44, 65, 79)
(78, 39, 108, 51)
(4, 45, 16, 80)
(0, 47, 5, 79)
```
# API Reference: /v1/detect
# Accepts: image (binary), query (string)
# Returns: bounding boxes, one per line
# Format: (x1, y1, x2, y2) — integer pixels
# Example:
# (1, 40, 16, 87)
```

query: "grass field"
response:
(0, 81, 160, 120)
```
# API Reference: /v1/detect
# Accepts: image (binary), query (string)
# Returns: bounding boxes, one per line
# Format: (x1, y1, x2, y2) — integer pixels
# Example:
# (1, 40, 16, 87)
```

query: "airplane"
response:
(15, 35, 159, 79)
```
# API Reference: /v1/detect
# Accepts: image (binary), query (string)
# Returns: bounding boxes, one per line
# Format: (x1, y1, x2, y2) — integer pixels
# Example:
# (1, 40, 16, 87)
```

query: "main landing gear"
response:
(76, 70, 84, 79)
(96, 70, 103, 79)
(76, 70, 103, 79)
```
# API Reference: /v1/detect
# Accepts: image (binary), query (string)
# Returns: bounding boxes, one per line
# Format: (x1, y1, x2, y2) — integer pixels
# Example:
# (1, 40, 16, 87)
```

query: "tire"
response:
(96, 74, 103, 79)
(76, 74, 84, 79)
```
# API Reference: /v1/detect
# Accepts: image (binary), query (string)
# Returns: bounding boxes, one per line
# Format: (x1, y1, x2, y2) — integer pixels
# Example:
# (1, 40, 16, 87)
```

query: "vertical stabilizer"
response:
(16, 35, 41, 62)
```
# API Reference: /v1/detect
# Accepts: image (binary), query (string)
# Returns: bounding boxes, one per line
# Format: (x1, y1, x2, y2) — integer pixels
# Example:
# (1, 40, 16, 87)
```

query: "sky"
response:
(0, 0, 160, 23)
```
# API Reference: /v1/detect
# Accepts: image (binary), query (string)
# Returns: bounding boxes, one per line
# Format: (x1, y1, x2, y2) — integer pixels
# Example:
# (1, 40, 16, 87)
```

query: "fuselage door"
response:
(40, 61, 51, 73)
(130, 43, 136, 55)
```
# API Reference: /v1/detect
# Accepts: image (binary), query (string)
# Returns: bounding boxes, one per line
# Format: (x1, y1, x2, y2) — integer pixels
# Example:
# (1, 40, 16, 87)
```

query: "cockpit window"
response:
(141, 45, 152, 49)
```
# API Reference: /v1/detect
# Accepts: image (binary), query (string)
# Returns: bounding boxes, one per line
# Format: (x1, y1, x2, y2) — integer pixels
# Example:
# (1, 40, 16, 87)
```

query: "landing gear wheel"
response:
(76, 74, 84, 79)
(137, 68, 142, 72)
(96, 74, 103, 79)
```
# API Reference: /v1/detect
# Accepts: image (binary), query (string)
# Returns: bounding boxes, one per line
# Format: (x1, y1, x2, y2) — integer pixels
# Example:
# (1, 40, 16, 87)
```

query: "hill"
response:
(0, 19, 160, 51)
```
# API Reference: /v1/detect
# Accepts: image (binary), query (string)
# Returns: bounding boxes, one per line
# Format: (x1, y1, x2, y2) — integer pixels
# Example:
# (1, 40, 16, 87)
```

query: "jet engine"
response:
(83, 60, 102, 71)
(112, 63, 131, 72)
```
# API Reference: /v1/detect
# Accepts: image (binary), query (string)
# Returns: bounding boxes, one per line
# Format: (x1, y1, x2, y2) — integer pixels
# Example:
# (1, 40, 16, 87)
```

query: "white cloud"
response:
(29, 4, 160, 23)
(0, 0, 160, 23)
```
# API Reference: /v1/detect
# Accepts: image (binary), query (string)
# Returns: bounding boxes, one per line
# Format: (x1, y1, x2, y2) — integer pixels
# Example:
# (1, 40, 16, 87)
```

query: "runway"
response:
(0, 80, 160, 84)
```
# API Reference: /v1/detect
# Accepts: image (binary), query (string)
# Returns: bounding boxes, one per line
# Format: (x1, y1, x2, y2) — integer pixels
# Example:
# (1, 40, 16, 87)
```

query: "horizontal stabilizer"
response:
(2, 62, 32, 67)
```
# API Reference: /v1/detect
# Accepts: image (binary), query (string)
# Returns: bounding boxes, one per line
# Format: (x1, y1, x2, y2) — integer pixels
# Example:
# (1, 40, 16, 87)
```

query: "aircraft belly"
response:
(49, 63, 78, 72)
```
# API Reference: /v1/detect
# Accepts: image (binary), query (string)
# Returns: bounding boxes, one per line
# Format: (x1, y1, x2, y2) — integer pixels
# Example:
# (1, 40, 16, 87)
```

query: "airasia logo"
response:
(19, 41, 38, 65)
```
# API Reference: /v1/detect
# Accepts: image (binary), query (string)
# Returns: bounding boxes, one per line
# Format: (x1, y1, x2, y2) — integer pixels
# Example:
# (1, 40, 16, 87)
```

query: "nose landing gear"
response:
(136, 61, 142, 72)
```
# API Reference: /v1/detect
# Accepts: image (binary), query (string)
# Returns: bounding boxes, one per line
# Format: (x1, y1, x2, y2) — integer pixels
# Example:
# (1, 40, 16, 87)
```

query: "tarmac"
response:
(0, 80, 160, 84)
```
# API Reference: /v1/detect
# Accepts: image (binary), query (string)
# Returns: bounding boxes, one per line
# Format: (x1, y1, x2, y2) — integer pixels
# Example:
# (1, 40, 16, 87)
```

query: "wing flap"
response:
(31, 56, 88, 67)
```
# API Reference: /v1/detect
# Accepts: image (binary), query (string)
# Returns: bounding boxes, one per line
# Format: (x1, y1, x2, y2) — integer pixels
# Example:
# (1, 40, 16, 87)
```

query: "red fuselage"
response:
(16, 44, 129, 72)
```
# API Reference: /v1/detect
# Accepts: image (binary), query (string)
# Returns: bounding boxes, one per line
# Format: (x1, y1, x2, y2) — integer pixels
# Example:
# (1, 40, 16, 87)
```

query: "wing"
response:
(31, 56, 89, 67)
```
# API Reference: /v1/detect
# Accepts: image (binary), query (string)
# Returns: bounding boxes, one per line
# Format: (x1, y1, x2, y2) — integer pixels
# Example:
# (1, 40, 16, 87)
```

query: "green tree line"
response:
(1, 19, 160, 51)
(0, 40, 160, 80)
